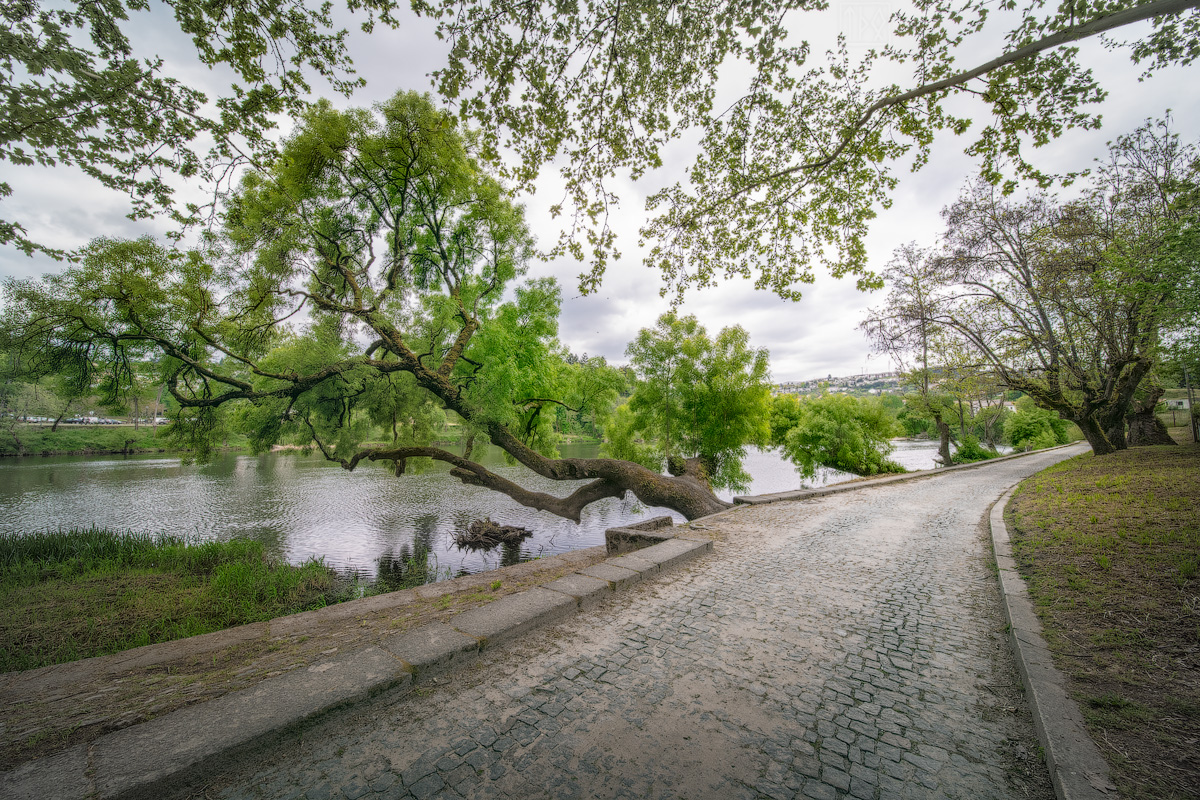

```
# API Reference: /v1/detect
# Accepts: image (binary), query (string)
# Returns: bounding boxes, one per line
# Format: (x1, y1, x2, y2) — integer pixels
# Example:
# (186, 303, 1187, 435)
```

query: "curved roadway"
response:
(191, 445, 1086, 800)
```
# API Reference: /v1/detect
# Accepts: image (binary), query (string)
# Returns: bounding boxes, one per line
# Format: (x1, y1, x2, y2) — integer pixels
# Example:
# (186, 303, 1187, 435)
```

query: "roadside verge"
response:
(989, 487, 1116, 800)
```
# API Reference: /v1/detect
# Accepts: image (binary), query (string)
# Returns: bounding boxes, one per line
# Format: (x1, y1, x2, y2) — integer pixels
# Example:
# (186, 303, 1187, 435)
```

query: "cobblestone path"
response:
(190, 450, 1079, 800)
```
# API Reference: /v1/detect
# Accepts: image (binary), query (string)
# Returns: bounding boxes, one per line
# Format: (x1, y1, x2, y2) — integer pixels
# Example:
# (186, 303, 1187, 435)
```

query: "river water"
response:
(0, 440, 946, 582)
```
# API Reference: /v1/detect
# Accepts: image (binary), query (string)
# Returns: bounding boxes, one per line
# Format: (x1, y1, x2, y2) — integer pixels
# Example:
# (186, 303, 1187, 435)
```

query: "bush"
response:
(951, 435, 1001, 464)
(1004, 398, 1069, 450)
(777, 394, 905, 479)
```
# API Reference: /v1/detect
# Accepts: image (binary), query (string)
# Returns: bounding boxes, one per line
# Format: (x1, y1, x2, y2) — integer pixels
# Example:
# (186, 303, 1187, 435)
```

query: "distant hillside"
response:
(775, 371, 902, 396)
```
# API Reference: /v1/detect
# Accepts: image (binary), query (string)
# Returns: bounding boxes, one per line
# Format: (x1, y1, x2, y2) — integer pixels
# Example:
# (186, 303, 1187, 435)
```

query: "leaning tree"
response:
(2, 92, 765, 521)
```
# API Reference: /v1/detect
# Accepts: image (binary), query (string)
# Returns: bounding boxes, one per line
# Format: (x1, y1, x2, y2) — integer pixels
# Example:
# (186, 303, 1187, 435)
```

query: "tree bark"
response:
(935, 417, 953, 466)
(345, 444, 730, 522)
(1126, 388, 1176, 446)
(1075, 416, 1116, 455)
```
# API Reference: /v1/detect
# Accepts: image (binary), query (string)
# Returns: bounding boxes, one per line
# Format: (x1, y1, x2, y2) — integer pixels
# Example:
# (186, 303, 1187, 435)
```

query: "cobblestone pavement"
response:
(187, 451, 1079, 800)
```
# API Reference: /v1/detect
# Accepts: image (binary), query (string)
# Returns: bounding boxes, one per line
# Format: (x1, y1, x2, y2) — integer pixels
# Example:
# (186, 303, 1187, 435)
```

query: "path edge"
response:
(989, 486, 1116, 799)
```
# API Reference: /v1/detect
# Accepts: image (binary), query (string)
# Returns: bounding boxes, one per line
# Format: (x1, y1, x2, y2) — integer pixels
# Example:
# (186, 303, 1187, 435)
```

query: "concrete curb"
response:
(0, 534, 713, 800)
(989, 487, 1117, 799)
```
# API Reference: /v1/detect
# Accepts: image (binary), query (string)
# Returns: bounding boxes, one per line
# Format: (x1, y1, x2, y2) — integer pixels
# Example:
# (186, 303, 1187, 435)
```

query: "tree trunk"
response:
(935, 417, 952, 466)
(356, 444, 731, 522)
(1075, 417, 1116, 455)
(1104, 418, 1127, 451)
(1126, 389, 1176, 446)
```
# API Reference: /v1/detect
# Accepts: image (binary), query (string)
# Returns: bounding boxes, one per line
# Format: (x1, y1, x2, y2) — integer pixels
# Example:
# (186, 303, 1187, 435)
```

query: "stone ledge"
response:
(0, 519, 716, 800)
(88, 647, 406, 800)
(449, 587, 578, 647)
(541, 573, 614, 610)
(989, 487, 1115, 800)
(379, 622, 481, 678)
(604, 515, 676, 555)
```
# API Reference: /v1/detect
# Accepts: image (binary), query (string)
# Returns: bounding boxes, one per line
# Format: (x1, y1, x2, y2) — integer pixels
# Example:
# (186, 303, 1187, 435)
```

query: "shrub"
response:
(951, 435, 1001, 464)
(1004, 398, 1069, 450)
(777, 394, 905, 479)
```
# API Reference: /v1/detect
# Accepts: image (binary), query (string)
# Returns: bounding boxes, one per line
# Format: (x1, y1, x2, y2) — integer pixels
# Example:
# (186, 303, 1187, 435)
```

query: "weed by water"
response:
(0, 528, 341, 671)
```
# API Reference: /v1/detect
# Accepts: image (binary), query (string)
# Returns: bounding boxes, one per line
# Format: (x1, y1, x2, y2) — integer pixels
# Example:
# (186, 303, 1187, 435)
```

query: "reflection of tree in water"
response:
(412, 513, 438, 553)
(375, 543, 434, 591)
(371, 513, 444, 592)
(499, 541, 524, 568)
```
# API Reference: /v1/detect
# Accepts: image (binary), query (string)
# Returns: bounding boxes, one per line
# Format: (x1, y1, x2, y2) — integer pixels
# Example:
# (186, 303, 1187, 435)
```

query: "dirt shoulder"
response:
(1007, 443, 1200, 800)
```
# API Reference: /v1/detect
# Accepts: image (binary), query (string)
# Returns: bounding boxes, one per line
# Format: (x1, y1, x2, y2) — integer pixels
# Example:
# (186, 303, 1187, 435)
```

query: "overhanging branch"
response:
(736, 0, 1200, 198)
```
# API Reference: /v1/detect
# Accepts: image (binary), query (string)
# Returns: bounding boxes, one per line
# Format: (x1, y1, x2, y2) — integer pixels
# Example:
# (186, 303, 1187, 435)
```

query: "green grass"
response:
(1008, 444, 1200, 799)
(0, 424, 249, 457)
(0, 528, 346, 672)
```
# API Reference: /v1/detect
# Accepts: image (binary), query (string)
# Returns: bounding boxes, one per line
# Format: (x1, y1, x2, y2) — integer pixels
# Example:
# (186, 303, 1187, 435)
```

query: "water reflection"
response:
(0, 440, 950, 582)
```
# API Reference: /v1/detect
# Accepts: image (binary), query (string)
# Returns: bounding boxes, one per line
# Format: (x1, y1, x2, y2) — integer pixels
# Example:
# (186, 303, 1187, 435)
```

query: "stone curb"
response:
(989, 487, 1116, 800)
(0, 533, 713, 800)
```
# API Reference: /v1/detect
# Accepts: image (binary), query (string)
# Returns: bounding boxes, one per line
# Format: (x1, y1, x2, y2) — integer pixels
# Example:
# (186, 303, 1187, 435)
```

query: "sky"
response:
(2, 1, 1196, 383)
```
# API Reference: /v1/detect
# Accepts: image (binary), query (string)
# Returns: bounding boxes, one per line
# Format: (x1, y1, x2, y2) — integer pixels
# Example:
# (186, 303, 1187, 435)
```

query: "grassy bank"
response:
(2, 425, 173, 457)
(0, 529, 357, 672)
(0, 424, 252, 457)
(1007, 444, 1200, 799)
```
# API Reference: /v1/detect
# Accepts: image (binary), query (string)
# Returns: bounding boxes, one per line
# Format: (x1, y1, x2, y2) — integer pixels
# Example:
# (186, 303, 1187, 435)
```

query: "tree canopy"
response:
(770, 393, 904, 479)
(2, 92, 759, 522)
(862, 121, 1198, 455)
(6, 0, 1198, 305)
(1, 0, 402, 257)
(422, 0, 1200, 300)
(604, 312, 772, 493)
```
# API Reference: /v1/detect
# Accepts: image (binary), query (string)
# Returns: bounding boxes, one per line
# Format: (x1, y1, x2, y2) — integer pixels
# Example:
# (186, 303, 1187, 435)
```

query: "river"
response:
(0, 440, 948, 583)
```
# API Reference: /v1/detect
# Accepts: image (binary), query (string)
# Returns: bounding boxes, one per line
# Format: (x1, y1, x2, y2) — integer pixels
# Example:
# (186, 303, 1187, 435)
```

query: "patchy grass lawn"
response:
(0, 529, 351, 672)
(1008, 444, 1200, 799)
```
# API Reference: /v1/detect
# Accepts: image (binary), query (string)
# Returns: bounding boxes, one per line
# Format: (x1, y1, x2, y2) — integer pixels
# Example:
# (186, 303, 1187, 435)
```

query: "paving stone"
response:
(172, 453, 1078, 800)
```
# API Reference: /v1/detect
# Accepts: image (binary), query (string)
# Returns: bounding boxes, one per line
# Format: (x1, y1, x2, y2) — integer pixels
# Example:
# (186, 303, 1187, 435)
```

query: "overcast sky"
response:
(2, 2, 1195, 382)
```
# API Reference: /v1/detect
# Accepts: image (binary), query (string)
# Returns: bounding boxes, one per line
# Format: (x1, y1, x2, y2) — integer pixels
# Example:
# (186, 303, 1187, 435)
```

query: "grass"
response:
(1, 425, 171, 457)
(1007, 443, 1200, 799)
(0, 423, 252, 457)
(0, 528, 357, 672)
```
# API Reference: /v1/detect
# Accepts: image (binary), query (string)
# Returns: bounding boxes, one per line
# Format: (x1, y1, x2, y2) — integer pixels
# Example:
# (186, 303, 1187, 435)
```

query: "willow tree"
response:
(2, 92, 744, 520)
(605, 312, 771, 494)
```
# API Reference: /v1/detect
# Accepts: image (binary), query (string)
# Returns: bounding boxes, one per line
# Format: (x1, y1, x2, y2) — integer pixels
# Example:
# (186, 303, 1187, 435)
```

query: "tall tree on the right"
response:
(869, 121, 1198, 455)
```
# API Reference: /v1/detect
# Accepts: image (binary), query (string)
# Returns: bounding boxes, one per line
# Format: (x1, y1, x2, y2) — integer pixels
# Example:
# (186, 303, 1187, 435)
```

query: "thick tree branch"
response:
(737, 0, 1200, 198)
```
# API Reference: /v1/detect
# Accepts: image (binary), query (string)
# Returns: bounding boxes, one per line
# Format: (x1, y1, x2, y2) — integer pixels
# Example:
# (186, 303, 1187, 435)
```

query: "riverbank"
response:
(0, 425, 255, 458)
(0, 529, 359, 674)
(1006, 443, 1200, 799)
(0, 542, 611, 773)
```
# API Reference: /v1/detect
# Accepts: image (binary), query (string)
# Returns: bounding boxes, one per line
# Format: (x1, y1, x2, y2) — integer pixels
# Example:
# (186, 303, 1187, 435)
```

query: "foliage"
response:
(421, 0, 1199, 300)
(775, 394, 904, 480)
(2, 92, 735, 522)
(896, 406, 934, 438)
(863, 122, 1200, 456)
(607, 312, 772, 493)
(769, 394, 804, 447)
(0, 528, 341, 671)
(0, 424, 189, 458)
(1005, 397, 1070, 450)
(0, 0, 408, 258)
(861, 243, 962, 466)
(950, 434, 1000, 464)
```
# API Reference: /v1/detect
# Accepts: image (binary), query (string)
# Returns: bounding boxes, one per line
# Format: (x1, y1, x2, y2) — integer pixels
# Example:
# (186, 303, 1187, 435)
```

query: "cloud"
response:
(2, 3, 1194, 386)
